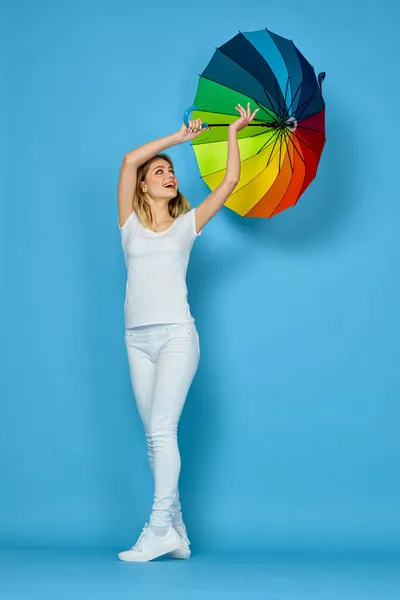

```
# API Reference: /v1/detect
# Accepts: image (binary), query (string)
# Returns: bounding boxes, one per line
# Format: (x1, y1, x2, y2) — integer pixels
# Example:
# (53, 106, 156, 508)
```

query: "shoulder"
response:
(178, 208, 202, 238)
(119, 209, 138, 231)
(119, 210, 138, 250)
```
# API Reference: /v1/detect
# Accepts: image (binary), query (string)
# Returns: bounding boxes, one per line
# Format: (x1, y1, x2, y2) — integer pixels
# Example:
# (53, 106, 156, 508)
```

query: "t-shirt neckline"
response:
(138, 213, 182, 235)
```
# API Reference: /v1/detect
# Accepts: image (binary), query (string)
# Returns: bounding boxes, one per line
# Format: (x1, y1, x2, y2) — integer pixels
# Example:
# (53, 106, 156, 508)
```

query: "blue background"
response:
(1, 0, 399, 556)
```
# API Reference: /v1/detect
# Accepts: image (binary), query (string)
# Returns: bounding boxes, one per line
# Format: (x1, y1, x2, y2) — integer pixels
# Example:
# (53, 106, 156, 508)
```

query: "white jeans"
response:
(125, 322, 200, 527)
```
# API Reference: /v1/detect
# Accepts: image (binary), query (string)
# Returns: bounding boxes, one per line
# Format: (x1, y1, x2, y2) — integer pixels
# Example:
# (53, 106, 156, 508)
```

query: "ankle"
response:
(172, 520, 184, 528)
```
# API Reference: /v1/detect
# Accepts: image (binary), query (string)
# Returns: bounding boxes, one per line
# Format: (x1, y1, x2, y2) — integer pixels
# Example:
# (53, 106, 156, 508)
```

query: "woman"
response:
(117, 103, 259, 562)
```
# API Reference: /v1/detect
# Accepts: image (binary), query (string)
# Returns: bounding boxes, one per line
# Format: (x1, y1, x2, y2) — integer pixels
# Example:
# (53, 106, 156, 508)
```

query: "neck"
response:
(147, 199, 173, 225)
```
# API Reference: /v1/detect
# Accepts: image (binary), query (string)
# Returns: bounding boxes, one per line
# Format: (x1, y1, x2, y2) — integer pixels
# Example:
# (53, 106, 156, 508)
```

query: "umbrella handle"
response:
(183, 106, 209, 129)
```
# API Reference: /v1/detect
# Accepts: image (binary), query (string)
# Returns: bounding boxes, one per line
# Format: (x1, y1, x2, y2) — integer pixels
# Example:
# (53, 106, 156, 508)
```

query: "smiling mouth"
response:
(164, 184, 175, 188)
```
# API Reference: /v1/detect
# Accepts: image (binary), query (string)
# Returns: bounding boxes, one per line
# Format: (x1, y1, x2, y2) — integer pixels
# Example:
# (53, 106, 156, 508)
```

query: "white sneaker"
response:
(167, 524, 191, 559)
(118, 523, 182, 562)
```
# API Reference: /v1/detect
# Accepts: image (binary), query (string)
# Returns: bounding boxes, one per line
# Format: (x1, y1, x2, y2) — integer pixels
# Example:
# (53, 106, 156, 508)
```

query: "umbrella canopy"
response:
(184, 28, 326, 218)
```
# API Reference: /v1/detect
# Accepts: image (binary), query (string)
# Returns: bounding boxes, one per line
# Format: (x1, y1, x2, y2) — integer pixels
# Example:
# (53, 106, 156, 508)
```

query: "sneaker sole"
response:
(167, 548, 191, 559)
(118, 535, 182, 562)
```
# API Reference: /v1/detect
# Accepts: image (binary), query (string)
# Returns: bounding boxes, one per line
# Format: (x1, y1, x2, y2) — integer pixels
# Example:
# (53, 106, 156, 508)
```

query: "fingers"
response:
(237, 102, 259, 124)
(235, 104, 246, 121)
(237, 103, 250, 118)
(188, 118, 203, 133)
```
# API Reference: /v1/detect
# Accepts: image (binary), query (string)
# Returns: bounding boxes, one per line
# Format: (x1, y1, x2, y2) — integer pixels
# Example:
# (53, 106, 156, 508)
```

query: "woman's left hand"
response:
(228, 102, 259, 135)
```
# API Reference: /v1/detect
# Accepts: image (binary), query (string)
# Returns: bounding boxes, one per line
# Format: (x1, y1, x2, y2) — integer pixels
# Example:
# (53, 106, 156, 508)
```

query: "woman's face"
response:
(142, 158, 178, 200)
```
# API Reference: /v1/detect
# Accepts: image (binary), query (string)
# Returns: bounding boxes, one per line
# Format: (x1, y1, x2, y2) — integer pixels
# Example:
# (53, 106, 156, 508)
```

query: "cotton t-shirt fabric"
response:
(119, 207, 202, 329)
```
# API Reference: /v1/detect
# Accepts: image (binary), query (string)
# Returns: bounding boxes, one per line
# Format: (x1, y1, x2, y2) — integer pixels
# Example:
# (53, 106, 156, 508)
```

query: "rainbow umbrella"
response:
(183, 28, 326, 218)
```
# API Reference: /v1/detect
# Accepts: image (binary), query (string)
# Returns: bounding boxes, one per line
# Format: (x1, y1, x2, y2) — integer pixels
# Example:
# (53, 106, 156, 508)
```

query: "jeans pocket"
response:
(125, 330, 143, 345)
(167, 323, 194, 337)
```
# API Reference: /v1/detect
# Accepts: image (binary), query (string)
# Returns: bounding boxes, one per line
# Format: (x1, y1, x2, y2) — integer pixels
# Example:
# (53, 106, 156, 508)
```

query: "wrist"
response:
(172, 131, 186, 144)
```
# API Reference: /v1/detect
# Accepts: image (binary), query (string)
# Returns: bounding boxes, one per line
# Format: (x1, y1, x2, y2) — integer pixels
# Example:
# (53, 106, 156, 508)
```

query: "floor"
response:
(1, 548, 400, 599)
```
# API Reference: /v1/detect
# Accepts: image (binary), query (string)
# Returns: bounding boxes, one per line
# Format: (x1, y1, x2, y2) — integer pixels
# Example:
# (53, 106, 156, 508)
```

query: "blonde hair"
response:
(134, 153, 191, 229)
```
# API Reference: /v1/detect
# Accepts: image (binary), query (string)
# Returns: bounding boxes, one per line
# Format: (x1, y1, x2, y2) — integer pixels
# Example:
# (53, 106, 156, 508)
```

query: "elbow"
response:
(226, 178, 239, 188)
(123, 154, 139, 167)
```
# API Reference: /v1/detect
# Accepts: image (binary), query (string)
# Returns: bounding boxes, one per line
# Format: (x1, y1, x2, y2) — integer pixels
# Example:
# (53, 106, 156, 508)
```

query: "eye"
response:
(155, 169, 175, 175)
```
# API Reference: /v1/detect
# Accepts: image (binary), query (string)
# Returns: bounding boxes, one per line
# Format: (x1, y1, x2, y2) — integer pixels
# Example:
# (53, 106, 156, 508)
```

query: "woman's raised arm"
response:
(195, 103, 259, 233)
(117, 118, 208, 228)
(118, 132, 185, 228)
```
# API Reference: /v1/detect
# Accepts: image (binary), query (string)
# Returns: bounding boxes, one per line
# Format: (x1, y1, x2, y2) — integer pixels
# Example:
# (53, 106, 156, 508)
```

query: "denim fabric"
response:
(125, 322, 200, 526)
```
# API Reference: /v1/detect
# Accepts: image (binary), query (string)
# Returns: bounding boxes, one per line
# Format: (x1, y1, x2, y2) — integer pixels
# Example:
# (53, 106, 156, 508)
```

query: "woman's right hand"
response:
(177, 118, 209, 142)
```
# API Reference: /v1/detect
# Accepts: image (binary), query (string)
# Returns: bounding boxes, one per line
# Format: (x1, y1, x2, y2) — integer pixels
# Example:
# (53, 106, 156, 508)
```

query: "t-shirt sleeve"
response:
(188, 207, 202, 238)
(175, 208, 202, 248)
(119, 210, 138, 248)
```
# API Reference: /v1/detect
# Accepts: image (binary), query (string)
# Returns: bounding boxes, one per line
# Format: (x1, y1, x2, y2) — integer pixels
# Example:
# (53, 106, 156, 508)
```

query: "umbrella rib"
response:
(274, 77, 285, 117)
(294, 96, 314, 120)
(254, 98, 277, 120)
(231, 147, 282, 197)
(289, 128, 315, 153)
(199, 129, 281, 180)
(283, 77, 291, 117)
(217, 46, 283, 115)
(227, 137, 288, 208)
(288, 96, 310, 120)
(286, 81, 302, 116)
(285, 133, 306, 166)
(296, 110, 325, 125)
(282, 129, 294, 173)
(242, 142, 296, 218)
(240, 129, 277, 141)
(263, 85, 282, 118)
(199, 75, 278, 120)
(259, 129, 282, 167)
(296, 125, 325, 135)
(266, 131, 295, 216)
(289, 88, 323, 121)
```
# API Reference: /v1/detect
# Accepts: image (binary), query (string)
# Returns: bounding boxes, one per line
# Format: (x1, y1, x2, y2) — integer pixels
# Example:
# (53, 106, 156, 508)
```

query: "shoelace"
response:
(131, 523, 150, 553)
(176, 526, 190, 545)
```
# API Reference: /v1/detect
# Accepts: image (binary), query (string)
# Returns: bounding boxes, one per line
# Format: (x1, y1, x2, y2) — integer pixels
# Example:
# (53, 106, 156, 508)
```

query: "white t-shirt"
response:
(119, 207, 202, 328)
